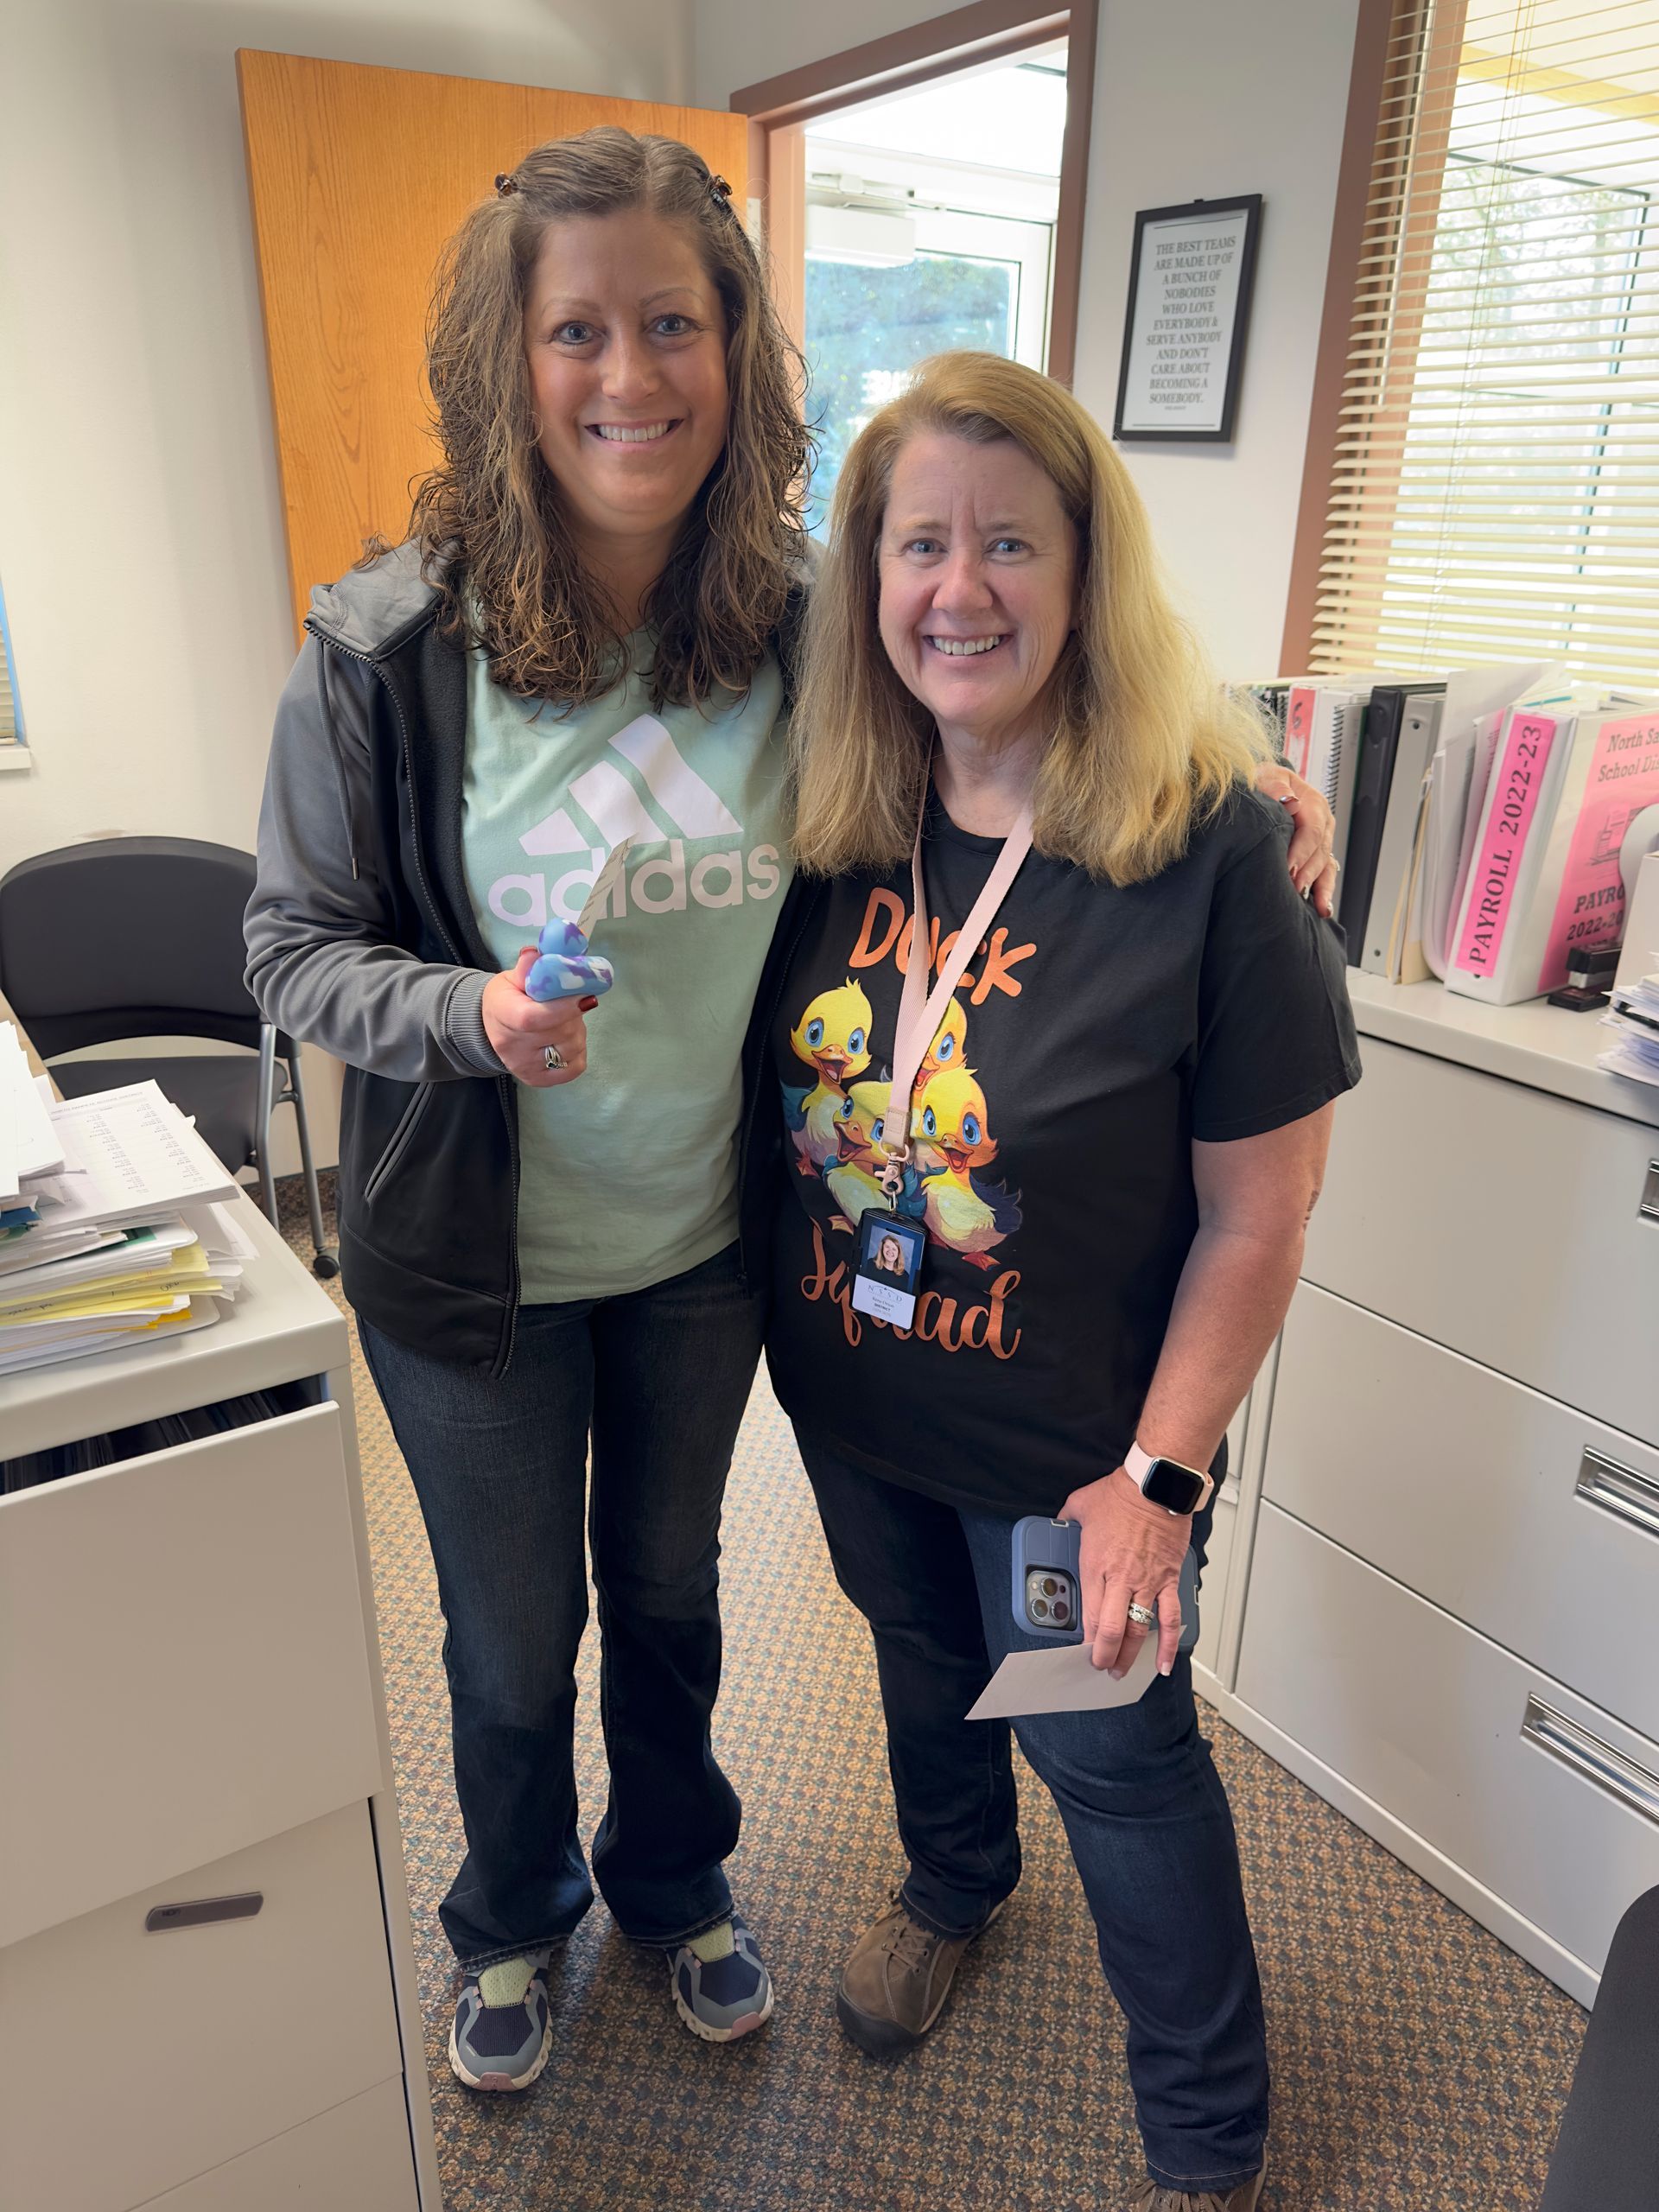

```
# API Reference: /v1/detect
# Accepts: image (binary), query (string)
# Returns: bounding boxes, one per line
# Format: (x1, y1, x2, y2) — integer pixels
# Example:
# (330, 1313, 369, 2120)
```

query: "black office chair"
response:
(0, 836, 337, 1276)
(1540, 1885, 1659, 2210)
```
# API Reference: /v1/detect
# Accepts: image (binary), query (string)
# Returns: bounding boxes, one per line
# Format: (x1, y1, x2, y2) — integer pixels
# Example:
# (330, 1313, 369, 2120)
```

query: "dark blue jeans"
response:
(359, 1243, 762, 1967)
(798, 1433, 1269, 2196)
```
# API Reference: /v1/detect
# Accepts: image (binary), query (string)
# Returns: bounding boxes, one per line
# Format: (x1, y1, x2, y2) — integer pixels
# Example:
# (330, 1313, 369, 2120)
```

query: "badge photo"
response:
(850, 1211, 926, 1328)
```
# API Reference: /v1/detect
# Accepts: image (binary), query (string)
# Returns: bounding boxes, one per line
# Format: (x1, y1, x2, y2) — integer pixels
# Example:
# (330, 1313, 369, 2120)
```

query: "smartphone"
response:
(1011, 1516, 1084, 1641)
(1011, 1516, 1202, 1653)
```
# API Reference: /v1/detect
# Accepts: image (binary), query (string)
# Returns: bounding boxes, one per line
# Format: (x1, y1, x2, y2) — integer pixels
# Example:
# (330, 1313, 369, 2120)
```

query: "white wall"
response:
(691, 0, 1360, 678)
(2, 0, 1355, 1173)
(1071, 0, 1359, 677)
(0, 0, 690, 880)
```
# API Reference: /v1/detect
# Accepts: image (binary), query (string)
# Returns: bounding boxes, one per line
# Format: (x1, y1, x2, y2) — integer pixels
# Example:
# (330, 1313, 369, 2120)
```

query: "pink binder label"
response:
(1284, 688, 1317, 778)
(1452, 712, 1558, 976)
(1535, 714, 1659, 993)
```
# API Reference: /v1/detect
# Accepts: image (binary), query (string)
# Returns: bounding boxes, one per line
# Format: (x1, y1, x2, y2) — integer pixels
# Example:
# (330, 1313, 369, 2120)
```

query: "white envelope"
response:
(966, 1631, 1161, 1720)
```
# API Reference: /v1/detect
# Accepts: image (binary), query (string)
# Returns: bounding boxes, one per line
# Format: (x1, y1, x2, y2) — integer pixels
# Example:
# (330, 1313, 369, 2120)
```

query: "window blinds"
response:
(1312, 0, 1659, 686)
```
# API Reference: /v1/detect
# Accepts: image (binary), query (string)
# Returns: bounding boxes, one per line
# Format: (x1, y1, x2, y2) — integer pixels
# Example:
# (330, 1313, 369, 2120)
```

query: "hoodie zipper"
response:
(309, 624, 522, 1375)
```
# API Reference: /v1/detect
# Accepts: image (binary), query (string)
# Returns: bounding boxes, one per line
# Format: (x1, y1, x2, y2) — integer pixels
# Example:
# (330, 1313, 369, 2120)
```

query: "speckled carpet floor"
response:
(282, 1178, 1584, 2210)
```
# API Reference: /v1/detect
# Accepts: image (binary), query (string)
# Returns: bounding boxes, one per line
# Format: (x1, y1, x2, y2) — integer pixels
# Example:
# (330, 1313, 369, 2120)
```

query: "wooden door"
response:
(238, 53, 748, 638)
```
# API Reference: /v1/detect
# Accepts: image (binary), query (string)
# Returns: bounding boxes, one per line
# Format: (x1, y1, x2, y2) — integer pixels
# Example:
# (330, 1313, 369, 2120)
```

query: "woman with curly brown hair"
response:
(246, 128, 809, 2093)
(245, 127, 1336, 2102)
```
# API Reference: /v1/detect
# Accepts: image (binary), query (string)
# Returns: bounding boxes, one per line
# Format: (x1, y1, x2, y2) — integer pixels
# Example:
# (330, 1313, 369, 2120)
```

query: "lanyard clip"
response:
(878, 1141, 908, 1210)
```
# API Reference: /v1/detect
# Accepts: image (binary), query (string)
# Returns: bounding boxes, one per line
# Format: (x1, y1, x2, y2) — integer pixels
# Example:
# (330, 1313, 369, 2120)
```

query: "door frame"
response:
(730, 0, 1098, 384)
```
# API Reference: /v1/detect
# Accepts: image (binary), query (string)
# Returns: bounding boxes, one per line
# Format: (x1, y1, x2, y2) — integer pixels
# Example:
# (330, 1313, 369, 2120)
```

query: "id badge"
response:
(850, 1209, 926, 1328)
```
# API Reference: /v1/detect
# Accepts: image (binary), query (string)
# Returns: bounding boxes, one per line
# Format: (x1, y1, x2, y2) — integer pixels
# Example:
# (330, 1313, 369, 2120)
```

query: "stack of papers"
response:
(1599, 965, 1659, 1089)
(0, 1031, 250, 1376)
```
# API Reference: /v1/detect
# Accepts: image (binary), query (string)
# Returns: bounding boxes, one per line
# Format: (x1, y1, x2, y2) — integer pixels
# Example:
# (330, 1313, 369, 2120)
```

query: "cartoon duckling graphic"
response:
(822, 1079, 890, 1230)
(914, 997, 968, 1093)
(912, 1065, 1021, 1267)
(782, 979, 873, 1178)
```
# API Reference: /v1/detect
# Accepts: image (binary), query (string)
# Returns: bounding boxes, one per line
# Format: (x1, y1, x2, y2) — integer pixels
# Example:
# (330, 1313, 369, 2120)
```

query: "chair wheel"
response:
(312, 1251, 341, 1280)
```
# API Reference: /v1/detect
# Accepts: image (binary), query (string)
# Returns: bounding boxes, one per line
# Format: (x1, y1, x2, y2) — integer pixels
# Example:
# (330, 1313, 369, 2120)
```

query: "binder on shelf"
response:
(1383, 768, 1437, 985)
(1421, 661, 1562, 978)
(1361, 696, 1444, 976)
(1282, 672, 1380, 915)
(1443, 683, 1617, 1006)
(1339, 683, 1444, 963)
(1531, 707, 1659, 995)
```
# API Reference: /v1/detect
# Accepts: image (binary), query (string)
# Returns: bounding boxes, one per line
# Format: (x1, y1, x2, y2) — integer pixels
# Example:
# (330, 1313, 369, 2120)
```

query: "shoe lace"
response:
(1126, 2186, 1234, 2212)
(886, 1912, 941, 1974)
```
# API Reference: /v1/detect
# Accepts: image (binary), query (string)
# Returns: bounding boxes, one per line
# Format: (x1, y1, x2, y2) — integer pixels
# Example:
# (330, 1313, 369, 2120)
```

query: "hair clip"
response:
(495, 173, 518, 198)
(709, 175, 734, 207)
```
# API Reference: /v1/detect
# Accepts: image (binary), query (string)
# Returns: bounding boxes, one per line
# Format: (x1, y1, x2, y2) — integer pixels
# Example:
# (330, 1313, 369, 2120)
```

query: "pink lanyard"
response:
(879, 795, 1034, 1197)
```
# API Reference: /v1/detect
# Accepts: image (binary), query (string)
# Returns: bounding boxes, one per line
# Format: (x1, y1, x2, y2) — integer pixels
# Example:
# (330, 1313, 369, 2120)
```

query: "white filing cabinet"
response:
(1195, 974, 1659, 2009)
(0, 1198, 442, 2212)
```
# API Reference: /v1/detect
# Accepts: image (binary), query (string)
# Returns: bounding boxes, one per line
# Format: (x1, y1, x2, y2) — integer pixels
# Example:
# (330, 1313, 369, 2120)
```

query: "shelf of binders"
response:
(1251, 669, 1659, 1015)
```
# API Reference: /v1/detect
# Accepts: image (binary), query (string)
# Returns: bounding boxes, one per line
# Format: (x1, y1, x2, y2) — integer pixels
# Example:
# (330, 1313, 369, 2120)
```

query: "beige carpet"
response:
(283, 1180, 1585, 2210)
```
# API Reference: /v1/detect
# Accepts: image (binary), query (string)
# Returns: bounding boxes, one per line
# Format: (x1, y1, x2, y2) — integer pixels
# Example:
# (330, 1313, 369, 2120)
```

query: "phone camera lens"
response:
(1052, 1602, 1069, 1622)
(1032, 1599, 1049, 1618)
(1041, 1576, 1058, 1596)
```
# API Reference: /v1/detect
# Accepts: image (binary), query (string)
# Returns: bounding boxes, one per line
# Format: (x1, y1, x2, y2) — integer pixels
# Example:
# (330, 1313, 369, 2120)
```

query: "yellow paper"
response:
(0, 1244, 220, 1326)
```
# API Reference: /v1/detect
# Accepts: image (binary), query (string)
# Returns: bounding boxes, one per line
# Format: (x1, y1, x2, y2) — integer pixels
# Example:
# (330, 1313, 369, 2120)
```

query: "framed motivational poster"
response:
(1114, 196, 1262, 442)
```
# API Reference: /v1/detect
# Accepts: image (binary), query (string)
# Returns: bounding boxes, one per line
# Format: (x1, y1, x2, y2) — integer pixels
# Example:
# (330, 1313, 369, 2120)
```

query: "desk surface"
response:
(1347, 971, 1659, 1130)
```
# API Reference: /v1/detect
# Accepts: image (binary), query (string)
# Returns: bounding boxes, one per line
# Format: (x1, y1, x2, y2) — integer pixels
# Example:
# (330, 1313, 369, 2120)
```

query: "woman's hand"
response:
(1254, 762, 1338, 918)
(1058, 1466, 1191, 1679)
(481, 948, 596, 1088)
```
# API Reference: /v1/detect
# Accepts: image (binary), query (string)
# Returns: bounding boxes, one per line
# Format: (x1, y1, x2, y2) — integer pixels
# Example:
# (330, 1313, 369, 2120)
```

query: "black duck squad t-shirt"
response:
(766, 783, 1362, 1522)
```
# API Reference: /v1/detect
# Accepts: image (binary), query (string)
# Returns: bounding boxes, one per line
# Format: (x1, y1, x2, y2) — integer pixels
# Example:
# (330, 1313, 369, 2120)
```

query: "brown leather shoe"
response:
(1125, 2151, 1267, 2211)
(836, 1891, 1005, 2056)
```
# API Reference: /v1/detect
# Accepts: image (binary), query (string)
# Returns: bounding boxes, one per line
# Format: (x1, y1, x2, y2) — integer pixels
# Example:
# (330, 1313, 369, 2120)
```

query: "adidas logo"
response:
(487, 714, 783, 928)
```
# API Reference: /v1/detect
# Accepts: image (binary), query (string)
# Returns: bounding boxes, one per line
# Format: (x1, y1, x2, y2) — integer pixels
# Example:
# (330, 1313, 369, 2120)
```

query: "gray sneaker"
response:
(666, 1912, 774, 2042)
(448, 1952, 553, 2092)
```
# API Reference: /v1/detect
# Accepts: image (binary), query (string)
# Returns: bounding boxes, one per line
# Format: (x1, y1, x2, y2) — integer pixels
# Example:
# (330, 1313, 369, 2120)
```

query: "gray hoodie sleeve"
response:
(245, 639, 505, 1082)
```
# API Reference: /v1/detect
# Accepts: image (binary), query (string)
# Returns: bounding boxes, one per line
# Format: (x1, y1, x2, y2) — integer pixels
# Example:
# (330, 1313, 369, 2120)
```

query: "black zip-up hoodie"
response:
(245, 543, 808, 1375)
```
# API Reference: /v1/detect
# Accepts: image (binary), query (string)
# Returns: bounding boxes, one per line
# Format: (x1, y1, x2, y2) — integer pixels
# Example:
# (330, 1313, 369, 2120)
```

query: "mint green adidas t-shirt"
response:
(462, 638, 794, 1301)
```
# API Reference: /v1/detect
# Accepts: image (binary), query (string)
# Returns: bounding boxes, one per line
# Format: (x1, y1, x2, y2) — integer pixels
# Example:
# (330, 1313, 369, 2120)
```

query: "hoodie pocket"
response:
(363, 1082, 434, 1206)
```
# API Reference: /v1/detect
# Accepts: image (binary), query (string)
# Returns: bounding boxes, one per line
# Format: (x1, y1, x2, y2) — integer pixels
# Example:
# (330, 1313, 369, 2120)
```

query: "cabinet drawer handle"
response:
(1642, 1160, 1659, 1224)
(1575, 1447, 1659, 1541)
(145, 1891, 264, 1934)
(1521, 1698, 1659, 1828)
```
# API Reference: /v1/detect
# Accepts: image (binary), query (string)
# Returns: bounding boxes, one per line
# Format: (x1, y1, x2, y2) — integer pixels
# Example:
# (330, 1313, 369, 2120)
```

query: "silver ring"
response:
(543, 1044, 565, 1071)
(1127, 1602, 1156, 1629)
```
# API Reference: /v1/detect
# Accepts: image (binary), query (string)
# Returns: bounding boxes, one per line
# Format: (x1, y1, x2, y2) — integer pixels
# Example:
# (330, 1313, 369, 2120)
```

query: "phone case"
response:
(1010, 1518, 1203, 1652)
(1012, 1516, 1084, 1642)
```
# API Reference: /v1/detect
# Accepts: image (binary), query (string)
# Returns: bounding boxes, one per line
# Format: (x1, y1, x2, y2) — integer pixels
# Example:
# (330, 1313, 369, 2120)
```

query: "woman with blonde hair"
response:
(248, 124, 1337, 2105)
(746, 352, 1359, 2210)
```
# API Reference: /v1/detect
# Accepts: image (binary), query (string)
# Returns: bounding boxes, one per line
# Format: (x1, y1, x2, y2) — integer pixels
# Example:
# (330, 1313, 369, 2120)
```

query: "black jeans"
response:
(359, 1243, 763, 1967)
(799, 1431, 1269, 2196)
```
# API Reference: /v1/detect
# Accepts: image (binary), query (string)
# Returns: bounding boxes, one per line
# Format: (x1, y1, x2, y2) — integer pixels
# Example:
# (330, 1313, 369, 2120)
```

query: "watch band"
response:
(1125, 1442, 1215, 1516)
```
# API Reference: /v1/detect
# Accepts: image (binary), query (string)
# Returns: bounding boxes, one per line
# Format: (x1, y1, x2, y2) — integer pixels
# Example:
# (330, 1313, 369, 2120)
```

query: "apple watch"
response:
(1124, 1442, 1214, 1516)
